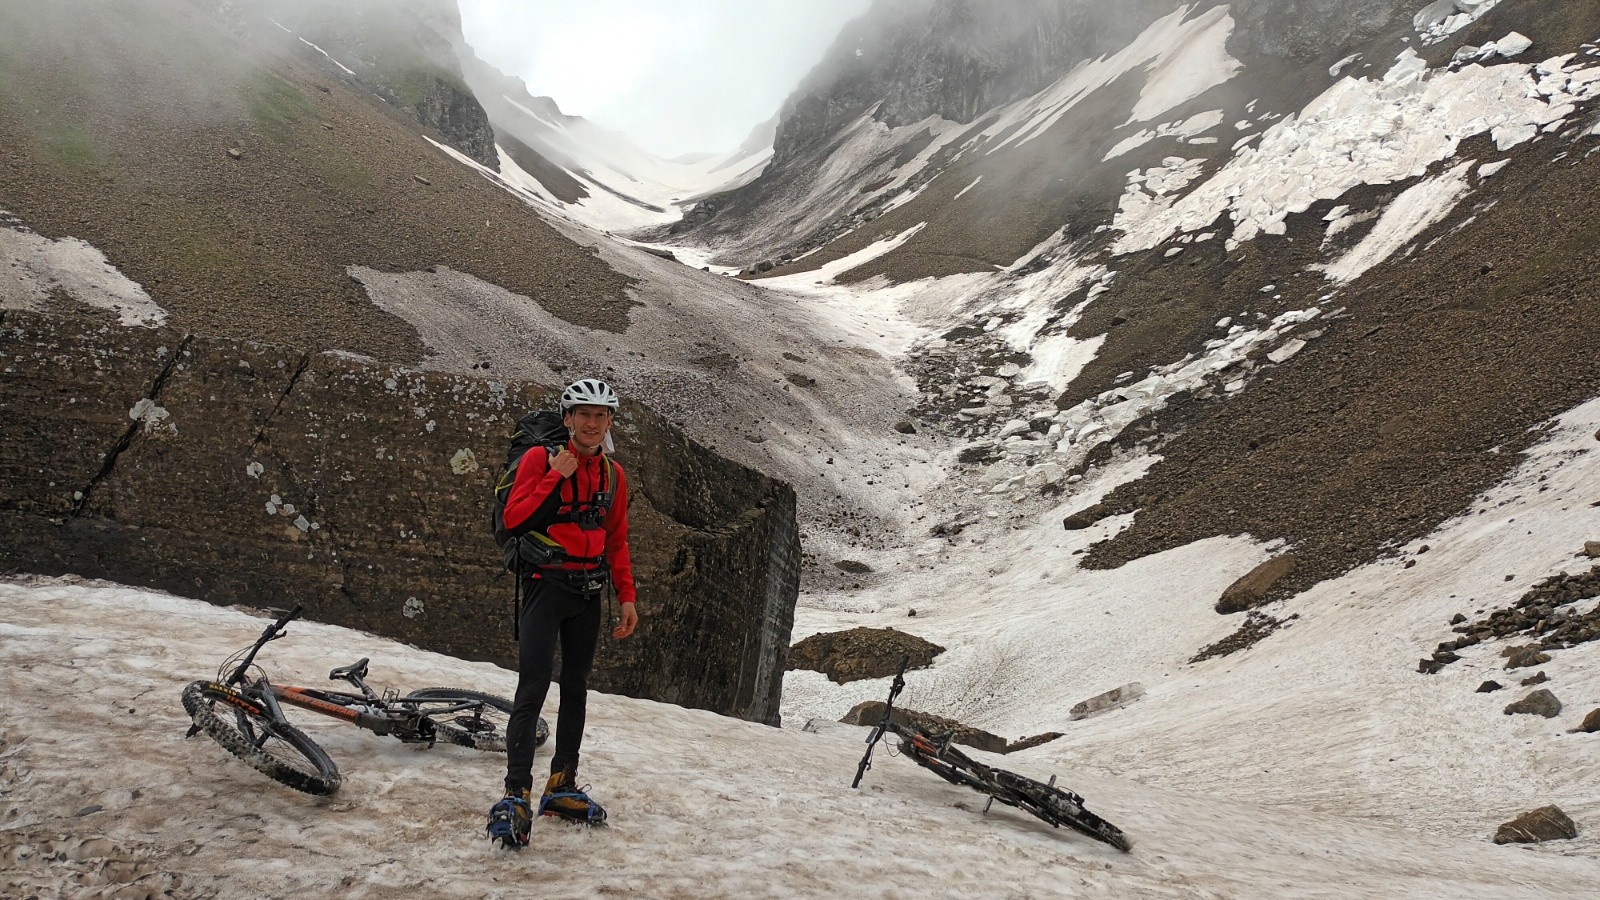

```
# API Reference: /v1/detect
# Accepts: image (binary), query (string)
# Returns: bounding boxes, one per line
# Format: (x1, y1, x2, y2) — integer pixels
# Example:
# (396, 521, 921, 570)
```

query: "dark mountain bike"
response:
(852, 659, 1131, 852)
(181, 605, 545, 795)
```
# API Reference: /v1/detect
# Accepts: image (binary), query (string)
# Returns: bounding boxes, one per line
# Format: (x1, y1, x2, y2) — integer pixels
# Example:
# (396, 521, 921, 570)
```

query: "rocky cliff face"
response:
(216, 0, 500, 168)
(1227, 0, 1406, 61)
(0, 310, 798, 725)
(675, 0, 1437, 264)
(675, 0, 1181, 257)
(773, 0, 1174, 164)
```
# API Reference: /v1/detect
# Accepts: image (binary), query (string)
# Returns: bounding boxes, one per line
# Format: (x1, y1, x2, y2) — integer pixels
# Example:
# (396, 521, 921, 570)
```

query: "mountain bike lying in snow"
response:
(852, 659, 1131, 852)
(181, 605, 545, 795)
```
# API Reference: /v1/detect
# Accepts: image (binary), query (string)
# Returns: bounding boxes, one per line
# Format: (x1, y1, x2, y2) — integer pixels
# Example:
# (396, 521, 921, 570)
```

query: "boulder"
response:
(1004, 731, 1065, 753)
(1062, 503, 1111, 530)
(1216, 554, 1298, 614)
(1493, 805, 1578, 844)
(840, 702, 1007, 754)
(1069, 683, 1145, 720)
(1476, 680, 1502, 693)
(788, 627, 944, 684)
(1519, 671, 1548, 687)
(1503, 688, 1561, 718)
(834, 560, 874, 574)
(1505, 646, 1552, 670)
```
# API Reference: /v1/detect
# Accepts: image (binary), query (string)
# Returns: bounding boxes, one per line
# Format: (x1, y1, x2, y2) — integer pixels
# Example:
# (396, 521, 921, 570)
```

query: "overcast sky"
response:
(458, 0, 873, 159)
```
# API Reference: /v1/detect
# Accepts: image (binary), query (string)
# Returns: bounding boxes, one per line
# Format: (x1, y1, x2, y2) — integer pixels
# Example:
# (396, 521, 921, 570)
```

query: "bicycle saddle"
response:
(329, 658, 370, 682)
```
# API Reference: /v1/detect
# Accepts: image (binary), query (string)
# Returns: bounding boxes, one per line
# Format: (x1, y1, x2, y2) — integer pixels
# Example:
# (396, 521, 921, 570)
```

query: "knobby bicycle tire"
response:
(181, 681, 342, 795)
(901, 729, 1131, 852)
(403, 688, 542, 752)
(994, 770, 1132, 852)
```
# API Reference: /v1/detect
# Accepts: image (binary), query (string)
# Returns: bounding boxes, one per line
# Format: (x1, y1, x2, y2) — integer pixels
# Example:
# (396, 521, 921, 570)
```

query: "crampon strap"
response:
(538, 790, 607, 825)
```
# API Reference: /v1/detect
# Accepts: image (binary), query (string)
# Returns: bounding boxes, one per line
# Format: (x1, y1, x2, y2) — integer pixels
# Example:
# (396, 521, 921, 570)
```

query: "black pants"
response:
(504, 578, 603, 793)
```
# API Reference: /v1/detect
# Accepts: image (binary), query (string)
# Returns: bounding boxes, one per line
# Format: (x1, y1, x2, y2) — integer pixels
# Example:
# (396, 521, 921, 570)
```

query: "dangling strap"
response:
(511, 552, 523, 641)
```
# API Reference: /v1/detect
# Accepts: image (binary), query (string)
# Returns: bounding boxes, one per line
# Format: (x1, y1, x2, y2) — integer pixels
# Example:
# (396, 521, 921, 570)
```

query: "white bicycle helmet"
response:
(560, 378, 619, 411)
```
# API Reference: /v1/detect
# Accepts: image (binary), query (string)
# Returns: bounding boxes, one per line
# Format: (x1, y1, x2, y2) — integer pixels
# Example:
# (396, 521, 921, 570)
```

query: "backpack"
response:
(490, 411, 618, 627)
(491, 410, 566, 567)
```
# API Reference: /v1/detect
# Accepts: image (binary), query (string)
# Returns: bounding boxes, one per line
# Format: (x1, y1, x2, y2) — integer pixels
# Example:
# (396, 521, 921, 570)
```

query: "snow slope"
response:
(486, 93, 775, 233)
(9, 432, 1600, 896)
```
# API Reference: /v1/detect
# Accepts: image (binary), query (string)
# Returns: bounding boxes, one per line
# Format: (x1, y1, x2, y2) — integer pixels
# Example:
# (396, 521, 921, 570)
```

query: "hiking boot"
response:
(539, 767, 608, 826)
(486, 789, 533, 848)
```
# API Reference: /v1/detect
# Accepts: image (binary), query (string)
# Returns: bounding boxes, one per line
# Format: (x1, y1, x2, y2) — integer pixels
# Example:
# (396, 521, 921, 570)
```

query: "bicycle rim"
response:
(182, 681, 342, 795)
(996, 771, 1132, 851)
(402, 687, 537, 752)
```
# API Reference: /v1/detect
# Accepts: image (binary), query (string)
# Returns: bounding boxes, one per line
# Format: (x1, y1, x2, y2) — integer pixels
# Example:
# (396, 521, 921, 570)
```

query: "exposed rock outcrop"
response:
(0, 311, 798, 724)
(1227, 0, 1406, 62)
(1493, 805, 1578, 844)
(788, 627, 944, 684)
(1428, 567, 1600, 675)
(1069, 683, 1146, 721)
(771, 0, 1175, 166)
(1192, 611, 1299, 662)
(1216, 554, 1298, 614)
(840, 702, 1006, 754)
(1503, 689, 1561, 719)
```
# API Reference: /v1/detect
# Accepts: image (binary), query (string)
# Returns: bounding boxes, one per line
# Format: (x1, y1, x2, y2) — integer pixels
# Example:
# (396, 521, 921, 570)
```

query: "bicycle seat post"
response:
(330, 658, 381, 702)
(354, 673, 380, 703)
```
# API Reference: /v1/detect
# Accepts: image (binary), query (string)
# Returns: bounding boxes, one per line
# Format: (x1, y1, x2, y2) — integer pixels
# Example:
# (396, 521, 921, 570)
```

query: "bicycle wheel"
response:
(181, 681, 342, 795)
(994, 770, 1132, 852)
(403, 688, 545, 752)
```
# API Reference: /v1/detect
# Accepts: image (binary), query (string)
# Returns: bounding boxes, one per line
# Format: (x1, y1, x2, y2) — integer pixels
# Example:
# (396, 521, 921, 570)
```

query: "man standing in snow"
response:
(488, 378, 638, 846)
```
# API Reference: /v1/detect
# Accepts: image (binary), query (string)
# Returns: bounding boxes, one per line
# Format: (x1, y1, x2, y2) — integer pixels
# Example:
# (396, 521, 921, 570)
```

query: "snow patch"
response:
(1415, 0, 1507, 45)
(984, 6, 1240, 155)
(297, 37, 356, 77)
(1113, 50, 1600, 255)
(1477, 159, 1511, 178)
(1103, 110, 1226, 161)
(1316, 160, 1475, 283)
(0, 216, 167, 327)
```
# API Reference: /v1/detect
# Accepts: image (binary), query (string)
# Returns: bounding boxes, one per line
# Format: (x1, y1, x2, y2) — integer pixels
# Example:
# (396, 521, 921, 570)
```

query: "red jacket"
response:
(502, 442, 636, 604)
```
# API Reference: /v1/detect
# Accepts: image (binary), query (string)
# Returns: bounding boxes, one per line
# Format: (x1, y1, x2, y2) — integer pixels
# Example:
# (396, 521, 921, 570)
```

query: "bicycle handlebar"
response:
(227, 605, 304, 685)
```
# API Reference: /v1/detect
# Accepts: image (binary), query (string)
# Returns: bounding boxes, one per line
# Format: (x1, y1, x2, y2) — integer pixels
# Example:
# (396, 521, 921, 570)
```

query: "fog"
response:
(457, 0, 874, 158)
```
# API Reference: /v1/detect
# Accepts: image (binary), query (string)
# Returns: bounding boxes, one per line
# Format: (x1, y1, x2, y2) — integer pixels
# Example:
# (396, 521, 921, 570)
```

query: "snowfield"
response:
(3, 399, 1597, 898)
(8, 1, 1600, 896)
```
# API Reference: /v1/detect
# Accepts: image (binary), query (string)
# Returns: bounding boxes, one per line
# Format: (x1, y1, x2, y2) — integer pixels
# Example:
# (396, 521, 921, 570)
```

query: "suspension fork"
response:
(852, 656, 911, 789)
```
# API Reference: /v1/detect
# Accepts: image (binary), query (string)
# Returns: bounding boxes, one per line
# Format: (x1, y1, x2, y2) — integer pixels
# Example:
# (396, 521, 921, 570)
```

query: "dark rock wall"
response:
(0, 311, 798, 725)
(773, 0, 1174, 165)
(1227, 0, 1408, 61)
(402, 74, 498, 167)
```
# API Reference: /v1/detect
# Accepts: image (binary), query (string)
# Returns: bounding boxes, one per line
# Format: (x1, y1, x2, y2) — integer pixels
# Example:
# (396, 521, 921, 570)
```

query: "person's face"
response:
(564, 404, 614, 451)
